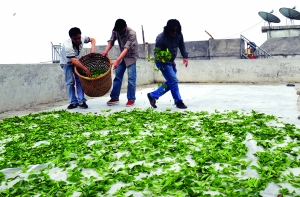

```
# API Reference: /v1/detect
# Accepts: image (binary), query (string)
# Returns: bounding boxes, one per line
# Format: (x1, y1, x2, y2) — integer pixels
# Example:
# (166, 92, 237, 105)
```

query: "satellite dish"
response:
(258, 11, 281, 27)
(279, 7, 300, 21)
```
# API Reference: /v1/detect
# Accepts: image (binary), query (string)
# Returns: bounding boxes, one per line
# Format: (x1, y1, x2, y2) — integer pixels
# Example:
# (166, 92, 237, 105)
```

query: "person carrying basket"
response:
(60, 27, 96, 109)
(102, 19, 139, 107)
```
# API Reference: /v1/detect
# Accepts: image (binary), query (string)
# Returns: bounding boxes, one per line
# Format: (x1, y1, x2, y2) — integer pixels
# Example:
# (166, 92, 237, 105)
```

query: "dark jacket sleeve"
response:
(155, 33, 165, 50)
(179, 34, 188, 59)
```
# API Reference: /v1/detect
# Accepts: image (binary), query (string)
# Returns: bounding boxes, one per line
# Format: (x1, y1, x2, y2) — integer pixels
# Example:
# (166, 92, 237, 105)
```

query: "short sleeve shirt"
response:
(60, 36, 90, 65)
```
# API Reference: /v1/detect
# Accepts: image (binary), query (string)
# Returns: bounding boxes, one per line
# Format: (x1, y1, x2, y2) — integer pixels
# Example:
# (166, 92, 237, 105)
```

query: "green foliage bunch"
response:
(85, 68, 106, 78)
(154, 48, 172, 63)
(147, 47, 172, 64)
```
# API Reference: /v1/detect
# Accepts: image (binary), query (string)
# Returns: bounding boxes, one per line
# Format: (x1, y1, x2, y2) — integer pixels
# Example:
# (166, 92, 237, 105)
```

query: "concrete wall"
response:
(154, 58, 300, 83)
(262, 25, 300, 39)
(0, 64, 68, 112)
(260, 37, 300, 58)
(2, 58, 300, 112)
(259, 26, 300, 58)
(208, 39, 243, 59)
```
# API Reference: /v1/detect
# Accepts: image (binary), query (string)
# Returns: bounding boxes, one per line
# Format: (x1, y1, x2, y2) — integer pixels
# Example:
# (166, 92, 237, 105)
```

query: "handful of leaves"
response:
(147, 48, 172, 63)
(154, 48, 172, 63)
(85, 68, 106, 78)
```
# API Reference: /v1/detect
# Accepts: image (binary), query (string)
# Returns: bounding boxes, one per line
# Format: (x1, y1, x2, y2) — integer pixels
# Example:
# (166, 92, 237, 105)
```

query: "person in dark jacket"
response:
(247, 42, 257, 53)
(147, 19, 188, 109)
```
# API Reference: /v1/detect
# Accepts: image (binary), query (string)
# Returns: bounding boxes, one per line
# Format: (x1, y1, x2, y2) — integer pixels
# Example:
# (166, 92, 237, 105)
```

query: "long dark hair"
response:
(163, 19, 182, 35)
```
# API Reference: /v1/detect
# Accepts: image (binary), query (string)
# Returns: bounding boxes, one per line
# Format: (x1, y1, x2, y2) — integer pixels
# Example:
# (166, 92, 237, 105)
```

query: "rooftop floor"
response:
(2, 83, 300, 125)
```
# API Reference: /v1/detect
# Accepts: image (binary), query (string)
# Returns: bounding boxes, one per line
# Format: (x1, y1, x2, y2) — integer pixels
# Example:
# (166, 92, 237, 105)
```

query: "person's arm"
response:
(112, 31, 136, 69)
(70, 58, 92, 76)
(178, 34, 188, 67)
(154, 34, 165, 61)
(83, 36, 96, 54)
(102, 32, 116, 56)
(65, 42, 92, 76)
(89, 37, 96, 53)
(112, 48, 128, 69)
(155, 34, 164, 50)
(65, 37, 92, 76)
(102, 43, 113, 56)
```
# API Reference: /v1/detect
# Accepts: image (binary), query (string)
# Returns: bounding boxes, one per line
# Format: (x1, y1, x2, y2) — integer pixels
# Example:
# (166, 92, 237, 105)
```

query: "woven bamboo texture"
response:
(74, 53, 112, 97)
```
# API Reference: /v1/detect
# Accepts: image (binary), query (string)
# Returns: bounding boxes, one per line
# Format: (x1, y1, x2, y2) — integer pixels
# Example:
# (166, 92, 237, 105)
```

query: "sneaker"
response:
(67, 104, 78, 109)
(126, 100, 135, 107)
(176, 101, 187, 109)
(107, 98, 119, 106)
(78, 102, 88, 109)
(147, 93, 157, 108)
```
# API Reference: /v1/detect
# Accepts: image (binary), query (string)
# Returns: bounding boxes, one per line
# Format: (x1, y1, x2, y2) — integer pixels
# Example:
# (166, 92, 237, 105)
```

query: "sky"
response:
(1, 0, 300, 64)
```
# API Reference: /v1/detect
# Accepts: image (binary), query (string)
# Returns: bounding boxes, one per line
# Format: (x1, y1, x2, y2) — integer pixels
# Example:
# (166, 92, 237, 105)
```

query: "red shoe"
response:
(107, 98, 119, 106)
(126, 100, 134, 107)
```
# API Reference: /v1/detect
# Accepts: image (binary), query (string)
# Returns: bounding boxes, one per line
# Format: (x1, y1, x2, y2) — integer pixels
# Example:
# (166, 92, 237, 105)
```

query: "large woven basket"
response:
(74, 53, 112, 97)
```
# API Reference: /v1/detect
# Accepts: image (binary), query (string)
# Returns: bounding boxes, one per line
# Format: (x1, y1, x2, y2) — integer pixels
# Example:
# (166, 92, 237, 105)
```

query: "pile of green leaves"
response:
(147, 48, 172, 63)
(0, 109, 300, 196)
(84, 68, 106, 78)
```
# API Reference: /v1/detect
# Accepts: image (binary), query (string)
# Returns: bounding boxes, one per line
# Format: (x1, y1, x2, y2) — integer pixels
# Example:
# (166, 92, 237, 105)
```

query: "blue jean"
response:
(149, 62, 182, 104)
(110, 60, 136, 101)
(61, 64, 86, 104)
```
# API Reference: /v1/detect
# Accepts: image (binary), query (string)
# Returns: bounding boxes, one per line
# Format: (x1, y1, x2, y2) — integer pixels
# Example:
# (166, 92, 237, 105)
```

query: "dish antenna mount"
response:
(279, 6, 300, 25)
(258, 10, 281, 27)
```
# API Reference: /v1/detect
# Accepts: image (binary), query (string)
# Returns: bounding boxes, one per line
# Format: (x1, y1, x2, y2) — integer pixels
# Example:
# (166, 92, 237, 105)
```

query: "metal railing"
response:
(51, 42, 61, 63)
(240, 35, 273, 59)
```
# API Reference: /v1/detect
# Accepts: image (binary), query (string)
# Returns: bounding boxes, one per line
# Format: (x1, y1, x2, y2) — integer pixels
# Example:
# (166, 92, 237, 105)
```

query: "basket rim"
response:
(74, 53, 112, 81)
